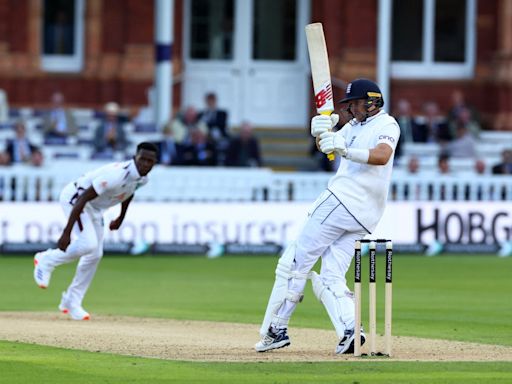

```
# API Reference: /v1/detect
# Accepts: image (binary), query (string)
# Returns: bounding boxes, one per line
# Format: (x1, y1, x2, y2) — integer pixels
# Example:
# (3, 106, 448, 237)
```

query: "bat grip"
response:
(319, 111, 336, 161)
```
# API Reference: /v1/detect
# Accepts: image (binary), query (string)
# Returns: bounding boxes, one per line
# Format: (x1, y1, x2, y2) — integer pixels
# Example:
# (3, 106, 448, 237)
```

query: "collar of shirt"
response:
(360, 110, 386, 125)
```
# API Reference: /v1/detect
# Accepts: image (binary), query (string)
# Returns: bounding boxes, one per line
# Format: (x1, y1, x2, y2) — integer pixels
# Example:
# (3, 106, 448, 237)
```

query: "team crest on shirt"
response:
(101, 181, 108, 188)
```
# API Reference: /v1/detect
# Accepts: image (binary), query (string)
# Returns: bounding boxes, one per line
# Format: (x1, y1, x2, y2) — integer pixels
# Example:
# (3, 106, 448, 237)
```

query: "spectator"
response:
(393, 99, 422, 157)
(449, 106, 480, 139)
(198, 92, 229, 140)
(310, 136, 337, 172)
(0, 89, 8, 123)
(447, 90, 481, 129)
(492, 149, 512, 175)
(437, 153, 451, 175)
(0, 151, 9, 166)
(415, 102, 451, 143)
(92, 102, 128, 159)
(407, 156, 420, 174)
(225, 121, 262, 167)
(182, 128, 217, 166)
(171, 106, 208, 144)
(155, 125, 185, 166)
(474, 159, 486, 175)
(30, 148, 44, 167)
(43, 92, 77, 141)
(5, 121, 38, 164)
(134, 87, 155, 125)
(432, 153, 452, 200)
(445, 124, 477, 158)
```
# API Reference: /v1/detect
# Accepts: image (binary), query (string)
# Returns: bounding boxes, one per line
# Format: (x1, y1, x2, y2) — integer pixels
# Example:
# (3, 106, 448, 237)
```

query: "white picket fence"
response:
(1, 161, 511, 202)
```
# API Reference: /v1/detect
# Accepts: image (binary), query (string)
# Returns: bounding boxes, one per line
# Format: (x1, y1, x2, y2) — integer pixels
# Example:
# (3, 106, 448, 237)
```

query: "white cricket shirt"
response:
(74, 159, 148, 211)
(328, 110, 400, 233)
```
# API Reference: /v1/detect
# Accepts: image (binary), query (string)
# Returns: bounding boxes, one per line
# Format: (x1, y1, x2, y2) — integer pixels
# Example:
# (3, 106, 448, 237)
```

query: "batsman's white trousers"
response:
(276, 189, 367, 326)
(42, 182, 105, 306)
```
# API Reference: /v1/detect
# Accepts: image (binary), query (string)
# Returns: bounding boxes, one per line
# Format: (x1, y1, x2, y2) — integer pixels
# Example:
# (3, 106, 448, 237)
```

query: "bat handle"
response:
(319, 111, 336, 161)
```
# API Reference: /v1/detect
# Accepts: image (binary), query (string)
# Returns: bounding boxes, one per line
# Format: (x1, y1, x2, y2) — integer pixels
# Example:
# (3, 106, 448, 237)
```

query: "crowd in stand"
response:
(0, 87, 511, 176)
(0, 90, 262, 169)
(313, 89, 512, 176)
(392, 90, 512, 176)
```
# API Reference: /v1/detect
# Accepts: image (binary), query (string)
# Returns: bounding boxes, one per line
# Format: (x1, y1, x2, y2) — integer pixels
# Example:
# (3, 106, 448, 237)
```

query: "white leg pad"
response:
(311, 271, 355, 339)
(259, 243, 306, 336)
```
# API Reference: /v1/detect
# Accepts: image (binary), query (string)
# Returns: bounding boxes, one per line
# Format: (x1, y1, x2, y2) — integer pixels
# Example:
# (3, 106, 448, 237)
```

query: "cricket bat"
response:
(305, 22, 335, 161)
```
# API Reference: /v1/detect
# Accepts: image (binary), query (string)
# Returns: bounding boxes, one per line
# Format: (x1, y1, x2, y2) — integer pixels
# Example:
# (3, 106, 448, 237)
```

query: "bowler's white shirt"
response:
(74, 159, 148, 211)
(328, 110, 400, 233)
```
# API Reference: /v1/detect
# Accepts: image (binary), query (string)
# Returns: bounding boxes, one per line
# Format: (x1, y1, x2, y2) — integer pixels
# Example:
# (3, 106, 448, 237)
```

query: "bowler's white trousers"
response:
(276, 189, 367, 328)
(42, 182, 105, 306)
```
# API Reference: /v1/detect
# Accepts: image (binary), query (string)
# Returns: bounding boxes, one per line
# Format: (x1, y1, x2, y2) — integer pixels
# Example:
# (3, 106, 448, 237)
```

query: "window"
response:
(190, 0, 234, 60)
(252, 0, 296, 60)
(391, 0, 476, 79)
(41, 0, 85, 72)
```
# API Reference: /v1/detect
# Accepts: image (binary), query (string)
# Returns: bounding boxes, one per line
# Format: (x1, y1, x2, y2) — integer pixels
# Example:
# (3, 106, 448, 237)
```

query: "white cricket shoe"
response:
(255, 327, 290, 352)
(336, 328, 366, 354)
(33, 251, 53, 289)
(59, 293, 90, 321)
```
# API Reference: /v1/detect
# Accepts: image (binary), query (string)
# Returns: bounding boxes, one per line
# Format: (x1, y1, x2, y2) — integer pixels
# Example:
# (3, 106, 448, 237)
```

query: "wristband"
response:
(345, 148, 370, 164)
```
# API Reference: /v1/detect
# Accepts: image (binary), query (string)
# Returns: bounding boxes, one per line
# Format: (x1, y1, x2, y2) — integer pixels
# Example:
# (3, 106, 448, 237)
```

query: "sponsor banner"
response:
(1, 202, 511, 247)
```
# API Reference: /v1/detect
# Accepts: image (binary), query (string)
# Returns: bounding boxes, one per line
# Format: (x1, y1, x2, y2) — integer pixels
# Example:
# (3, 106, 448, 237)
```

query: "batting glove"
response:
(311, 113, 339, 137)
(319, 130, 347, 156)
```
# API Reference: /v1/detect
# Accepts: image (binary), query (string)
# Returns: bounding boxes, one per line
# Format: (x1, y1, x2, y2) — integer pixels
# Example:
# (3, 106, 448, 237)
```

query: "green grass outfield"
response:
(0, 254, 511, 383)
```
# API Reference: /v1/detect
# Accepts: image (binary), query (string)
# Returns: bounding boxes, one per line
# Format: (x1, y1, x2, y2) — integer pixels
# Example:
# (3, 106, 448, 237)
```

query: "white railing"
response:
(0, 162, 511, 202)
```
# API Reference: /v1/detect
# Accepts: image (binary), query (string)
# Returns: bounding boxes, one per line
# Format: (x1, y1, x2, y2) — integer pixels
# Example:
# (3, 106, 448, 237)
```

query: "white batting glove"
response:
(310, 113, 339, 137)
(319, 130, 347, 156)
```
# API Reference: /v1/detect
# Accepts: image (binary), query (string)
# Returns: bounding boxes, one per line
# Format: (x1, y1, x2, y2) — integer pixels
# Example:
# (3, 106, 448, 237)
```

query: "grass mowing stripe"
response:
(1, 341, 512, 384)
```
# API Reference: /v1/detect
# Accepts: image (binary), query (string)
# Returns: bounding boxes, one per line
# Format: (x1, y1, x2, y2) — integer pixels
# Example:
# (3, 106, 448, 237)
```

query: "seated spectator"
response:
(0, 89, 8, 123)
(445, 124, 477, 158)
(134, 87, 155, 125)
(407, 156, 420, 174)
(155, 125, 185, 166)
(393, 99, 422, 157)
(415, 102, 452, 143)
(492, 149, 512, 175)
(310, 136, 337, 172)
(170, 106, 208, 144)
(92, 102, 128, 159)
(198, 92, 229, 140)
(181, 128, 217, 166)
(447, 89, 481, 129)
(449, 106, 480, 139)
(5, 121, 38, 164)
(436, 153, 451, 175)
(42, 92, 77, 141)
(433, 153, 452, 200)
(474, 159, 486, 175)
(225, 121, 262, 167)
(30, 148, 44, 167)
(0, 151, 10, 166)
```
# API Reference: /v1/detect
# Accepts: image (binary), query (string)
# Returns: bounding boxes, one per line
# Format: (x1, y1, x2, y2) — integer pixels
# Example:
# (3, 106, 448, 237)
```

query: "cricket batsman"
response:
(255, 79, 400, 354)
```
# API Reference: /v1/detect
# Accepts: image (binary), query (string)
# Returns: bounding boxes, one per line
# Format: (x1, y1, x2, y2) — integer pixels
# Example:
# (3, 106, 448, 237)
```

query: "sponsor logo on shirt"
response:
(378, 135, 395, 143)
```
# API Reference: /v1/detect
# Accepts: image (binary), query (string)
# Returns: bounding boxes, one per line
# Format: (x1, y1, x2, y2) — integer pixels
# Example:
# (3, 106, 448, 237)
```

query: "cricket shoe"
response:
(33, 251, 54, 289)
(59, 293, 90, 321)
(255, 327, 290, 352)
(336, 328, 366, 354)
